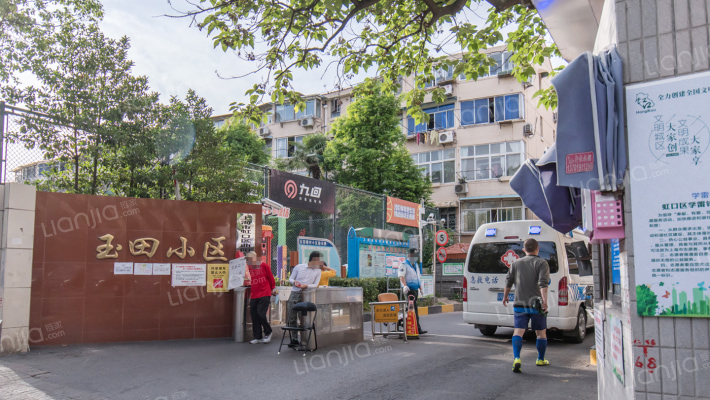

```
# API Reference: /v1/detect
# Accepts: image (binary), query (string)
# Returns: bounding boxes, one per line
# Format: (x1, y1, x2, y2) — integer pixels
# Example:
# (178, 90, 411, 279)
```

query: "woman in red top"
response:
(246, 252, 277, 344)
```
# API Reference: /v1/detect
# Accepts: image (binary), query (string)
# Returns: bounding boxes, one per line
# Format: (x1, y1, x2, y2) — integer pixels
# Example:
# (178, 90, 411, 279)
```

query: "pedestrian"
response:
(287, 251, 323, 342)
(246, 251, 277, 344)
(398, 259, 427, 334)
(318, 262, 337, 287)
(502, 238, 551, 373)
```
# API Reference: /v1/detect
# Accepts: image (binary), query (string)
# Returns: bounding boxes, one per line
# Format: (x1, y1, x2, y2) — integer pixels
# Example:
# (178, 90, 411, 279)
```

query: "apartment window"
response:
(490, 51, 515, 75)
(460, 98, 494, 125)
(459, 51, 514, 80)
(331, 99, 342, 116)
(295, 99, 321, 120)
(494, 94, 522, 121)
(275, 104, 295, 122)
(214, 119, 226, 128)
(275, 136, 305, 158)
(406, 104, 455, 133)
(413, 149, 456, 184)
(460, 141, 523, 181)
(424, 65, 454, 88)
(461, 94, 522, 126)
(440, 207, 457, 231)
(461, 199, 524, 233)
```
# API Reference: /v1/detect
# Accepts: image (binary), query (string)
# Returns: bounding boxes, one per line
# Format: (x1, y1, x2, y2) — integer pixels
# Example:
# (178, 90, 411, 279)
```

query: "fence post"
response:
(0, 101, 5, 183)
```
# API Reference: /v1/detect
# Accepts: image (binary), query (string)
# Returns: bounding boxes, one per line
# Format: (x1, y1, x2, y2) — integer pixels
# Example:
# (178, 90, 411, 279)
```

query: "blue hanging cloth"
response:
(510, 143, 582, 234)
(552, 47, 625, 191)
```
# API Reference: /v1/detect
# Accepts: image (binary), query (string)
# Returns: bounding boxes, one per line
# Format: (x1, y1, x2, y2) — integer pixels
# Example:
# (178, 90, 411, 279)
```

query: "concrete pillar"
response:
(0, 183, 37, 353)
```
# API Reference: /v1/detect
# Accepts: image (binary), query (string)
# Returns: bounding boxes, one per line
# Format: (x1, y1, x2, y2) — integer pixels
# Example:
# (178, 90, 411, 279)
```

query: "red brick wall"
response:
(30, 192, 261, 345)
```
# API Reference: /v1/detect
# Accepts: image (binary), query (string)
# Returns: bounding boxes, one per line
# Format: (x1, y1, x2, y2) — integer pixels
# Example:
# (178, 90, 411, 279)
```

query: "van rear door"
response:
(467, 241, 560, 316)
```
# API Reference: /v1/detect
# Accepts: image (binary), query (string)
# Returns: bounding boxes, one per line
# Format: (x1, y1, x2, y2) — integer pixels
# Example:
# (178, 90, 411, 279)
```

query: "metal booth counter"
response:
(270, 286, 364, 349)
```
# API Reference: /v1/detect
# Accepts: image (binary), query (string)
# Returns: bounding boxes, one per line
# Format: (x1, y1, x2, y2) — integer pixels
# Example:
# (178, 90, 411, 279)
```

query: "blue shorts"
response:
(513, 309, 547, 331)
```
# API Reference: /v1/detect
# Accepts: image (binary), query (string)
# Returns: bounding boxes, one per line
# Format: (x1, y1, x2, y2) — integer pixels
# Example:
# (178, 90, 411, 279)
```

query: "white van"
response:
(462, 220, 594, 343)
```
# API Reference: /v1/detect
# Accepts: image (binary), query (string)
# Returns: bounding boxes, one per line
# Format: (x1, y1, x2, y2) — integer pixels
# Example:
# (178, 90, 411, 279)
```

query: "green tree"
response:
(636, 285, 659, 316)
(221, 122, 270, 166)
(0, 0, 103, 101)
(21, 22, 156, 194)
(275, 133, 329, 180)
(326, 79, 432, 203)
(189, 0, 559, 125)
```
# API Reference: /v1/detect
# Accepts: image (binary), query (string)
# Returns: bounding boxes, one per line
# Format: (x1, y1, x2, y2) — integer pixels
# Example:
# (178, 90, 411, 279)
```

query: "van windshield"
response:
(467, 242, 559, 275)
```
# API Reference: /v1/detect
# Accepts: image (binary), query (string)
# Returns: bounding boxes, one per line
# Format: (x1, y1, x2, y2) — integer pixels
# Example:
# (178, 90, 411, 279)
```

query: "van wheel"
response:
(567, 308, 587, 343)
(478, 325, 497, 336)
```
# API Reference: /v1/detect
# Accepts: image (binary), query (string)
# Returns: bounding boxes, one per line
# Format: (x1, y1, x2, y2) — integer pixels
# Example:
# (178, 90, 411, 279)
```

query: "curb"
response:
(365, 303, 462, 322)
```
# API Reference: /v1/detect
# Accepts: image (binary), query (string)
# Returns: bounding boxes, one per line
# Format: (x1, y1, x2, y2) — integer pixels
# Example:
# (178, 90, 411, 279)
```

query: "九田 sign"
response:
(269, 169, 335, 214)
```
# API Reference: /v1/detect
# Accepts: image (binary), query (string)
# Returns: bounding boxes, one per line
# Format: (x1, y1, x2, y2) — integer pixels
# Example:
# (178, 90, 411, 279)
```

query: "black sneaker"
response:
(419, 330, 428, 334)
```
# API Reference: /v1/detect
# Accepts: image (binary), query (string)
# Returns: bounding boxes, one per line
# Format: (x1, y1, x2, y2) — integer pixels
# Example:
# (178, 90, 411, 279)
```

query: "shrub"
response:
(329, 277, 393, 309)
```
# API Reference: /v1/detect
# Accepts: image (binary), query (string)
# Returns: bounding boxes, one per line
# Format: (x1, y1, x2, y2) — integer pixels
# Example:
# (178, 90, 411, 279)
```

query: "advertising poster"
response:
(207, 264, 229, 293)
(443, 263, 464, 276)
(385, 254, 406, 277)
(594, 309, 605, 367)
(172, 264, 207, 287)
(114, 262, 133, 275)
(610, 316, 624, 385)
(153, 263, 171, 275)
(134, 263, 153, 275)
(228, 257, 247, 289)
(627, 73, 710, 317)
(385, 196, 421, 227)
(420, 275, 434, 298)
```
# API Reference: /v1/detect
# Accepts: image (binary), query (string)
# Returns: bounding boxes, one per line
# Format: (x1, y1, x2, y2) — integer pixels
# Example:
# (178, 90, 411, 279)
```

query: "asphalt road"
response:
(0, 312, 597, 400)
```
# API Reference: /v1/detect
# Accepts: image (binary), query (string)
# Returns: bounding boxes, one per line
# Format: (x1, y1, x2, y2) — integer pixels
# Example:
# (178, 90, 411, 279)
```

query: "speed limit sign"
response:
(435, 230, 449, 246)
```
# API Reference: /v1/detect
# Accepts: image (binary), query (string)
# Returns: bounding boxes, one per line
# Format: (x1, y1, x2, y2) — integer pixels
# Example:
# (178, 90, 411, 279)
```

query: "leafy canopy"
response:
(189, 0, 560, 123)
(325, 79, 432, 203)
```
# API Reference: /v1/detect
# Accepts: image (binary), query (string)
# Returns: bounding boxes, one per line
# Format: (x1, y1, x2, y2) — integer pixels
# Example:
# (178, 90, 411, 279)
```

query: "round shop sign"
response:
(437, 247, 447, 263)
(435, 230, 449, 246)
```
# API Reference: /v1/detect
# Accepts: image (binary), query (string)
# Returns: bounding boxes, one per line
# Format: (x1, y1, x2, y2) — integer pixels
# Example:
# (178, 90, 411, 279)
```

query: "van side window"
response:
(566, 241, 593, 276)
(566, 245, 580, 275)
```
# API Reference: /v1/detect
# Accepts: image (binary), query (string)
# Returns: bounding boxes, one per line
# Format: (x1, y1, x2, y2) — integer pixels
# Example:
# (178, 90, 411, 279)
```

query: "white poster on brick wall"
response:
(626, 72, 710, 318)
(594, 308, 605, 367)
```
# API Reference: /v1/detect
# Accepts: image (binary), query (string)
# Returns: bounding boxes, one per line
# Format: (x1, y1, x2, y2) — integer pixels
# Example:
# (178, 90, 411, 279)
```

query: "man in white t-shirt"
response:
(287, 251, 323, 330)
(398, 259, 427, 335)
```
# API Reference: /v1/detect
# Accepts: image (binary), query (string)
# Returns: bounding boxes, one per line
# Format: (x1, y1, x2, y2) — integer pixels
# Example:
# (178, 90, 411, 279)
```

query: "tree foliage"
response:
(188, 0, 560, 124)
(0, 0, 103, 101)
(274, 132, 329, 180)
(221, 122, 271, 166)
(325, 79, 432, 203)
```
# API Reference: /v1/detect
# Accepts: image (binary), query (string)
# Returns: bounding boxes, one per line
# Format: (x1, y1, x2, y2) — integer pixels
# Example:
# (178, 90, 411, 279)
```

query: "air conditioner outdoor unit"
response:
(258, 126, 270, 136)
(439, 131, 455, 144)
(300, 118, 314, 127)
(523, 123, 533, 136)
(442, 84, 453, 95)
(454, 183, 468, 195)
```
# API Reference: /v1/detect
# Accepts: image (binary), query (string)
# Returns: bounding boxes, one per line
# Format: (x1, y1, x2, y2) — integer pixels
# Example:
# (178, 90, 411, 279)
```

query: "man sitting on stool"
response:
(287, 251, 323, 345)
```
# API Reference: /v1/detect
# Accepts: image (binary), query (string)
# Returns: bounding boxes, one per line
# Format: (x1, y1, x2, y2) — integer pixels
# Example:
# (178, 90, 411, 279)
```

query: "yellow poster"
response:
(207, 263, 229, 293)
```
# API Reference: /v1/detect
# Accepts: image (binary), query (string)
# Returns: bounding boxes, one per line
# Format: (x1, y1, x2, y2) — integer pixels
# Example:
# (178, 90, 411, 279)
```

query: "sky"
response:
(99, 0, 376, 115)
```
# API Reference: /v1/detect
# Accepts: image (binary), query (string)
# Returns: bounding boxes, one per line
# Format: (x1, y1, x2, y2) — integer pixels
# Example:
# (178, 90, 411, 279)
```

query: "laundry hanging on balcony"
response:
(510, 143, 583, 234)
(552, 46, 625, 191)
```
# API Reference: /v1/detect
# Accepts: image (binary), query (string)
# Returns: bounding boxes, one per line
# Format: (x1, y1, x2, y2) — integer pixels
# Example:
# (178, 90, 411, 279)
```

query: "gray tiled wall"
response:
(610, 0, 710, 399)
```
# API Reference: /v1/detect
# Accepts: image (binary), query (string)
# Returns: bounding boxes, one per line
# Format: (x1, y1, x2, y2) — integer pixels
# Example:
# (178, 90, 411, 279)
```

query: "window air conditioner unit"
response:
(439, 130, 455, 144)
(442, 84, 453, 95)
(300, 118, 314, 127)
(454, 183, 468, 195)
(258, 126, 270, 136)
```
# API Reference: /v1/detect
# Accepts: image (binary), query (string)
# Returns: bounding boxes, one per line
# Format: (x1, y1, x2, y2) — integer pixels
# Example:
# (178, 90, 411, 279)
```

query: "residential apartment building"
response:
(212, 45, 556, 242)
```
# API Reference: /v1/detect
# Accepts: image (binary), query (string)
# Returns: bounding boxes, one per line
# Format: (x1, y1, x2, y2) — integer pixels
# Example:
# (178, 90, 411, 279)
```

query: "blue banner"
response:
(611, 238, 621, 284)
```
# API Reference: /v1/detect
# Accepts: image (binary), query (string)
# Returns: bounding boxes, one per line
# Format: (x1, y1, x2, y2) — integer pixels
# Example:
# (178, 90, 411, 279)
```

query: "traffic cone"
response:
(406, 294, 419, 339)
